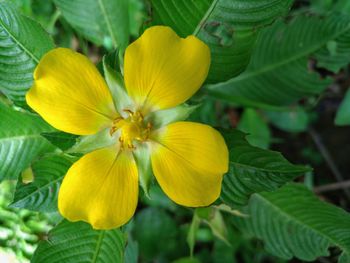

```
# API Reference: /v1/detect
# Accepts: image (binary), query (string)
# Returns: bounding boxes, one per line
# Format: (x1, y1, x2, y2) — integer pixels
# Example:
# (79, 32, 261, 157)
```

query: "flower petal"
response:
(150, 122, 228, 207)
(26, 48, 117, 135)
(124, 26, 210, 113)
(58, 147, 138, 229)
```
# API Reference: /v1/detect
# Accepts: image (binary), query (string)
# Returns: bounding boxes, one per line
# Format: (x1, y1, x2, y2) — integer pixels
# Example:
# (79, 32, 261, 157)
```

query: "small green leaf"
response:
(237, 108, 271, 149)
(187, 212, 200, 257)
(146, 104, 200, 129)
(233, 183, 350, 262)
(103, 54, 133, 114)
(0, 2, 54, 106)
(54, 0, 130, 50)
(335, 89, 350, 126)
(220, 130, 310, 207)
(0, 102, 54, 181)
(32, 220, 125, 263)
(10, 154, 75, 212)
(68, 128, 114, 154)
(41, 131, 78, 151)
(132, 143, 152, 198)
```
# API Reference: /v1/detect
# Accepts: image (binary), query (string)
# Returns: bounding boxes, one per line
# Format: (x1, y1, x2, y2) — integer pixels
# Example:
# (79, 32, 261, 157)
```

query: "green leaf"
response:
(41, 131, 79, 151)
(335, 88, 350, 126)
(265, 107, 309, 132)
(233, 183, 350, 262)
(32, 220, 125, 263)
(10, 154, 75, 212)
(237, 108, 271, 149)
(0, 2, 54, 106)
(54, 0, 129, 50)
(149, 0, 293, 83)
(207, 14, 350, 108)
(220, 130, 310, 207)
(0, 101, 54, 181)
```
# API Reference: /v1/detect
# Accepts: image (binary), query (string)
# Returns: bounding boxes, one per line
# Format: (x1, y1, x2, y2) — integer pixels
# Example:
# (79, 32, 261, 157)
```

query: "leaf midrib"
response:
(210, 19, 350, 86)
(0, 14, 40, 64)
(193, 0, 219, 36)
(231, 161, 308, 174)
(255, 193, 350, 255)
(97, 0, 117, 47)
(91, 230, 105, 263)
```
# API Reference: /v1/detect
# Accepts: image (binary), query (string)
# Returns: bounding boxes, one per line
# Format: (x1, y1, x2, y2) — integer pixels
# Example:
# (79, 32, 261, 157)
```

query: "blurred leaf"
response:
(207, 14, 350, 108)
(0, 102, 54, 181)
(187, 212, 200, 257)
(141, 184, 177, 212)
(220, 130, 310, 207)
(173, 258, 201, 263)
(41, 131, 78, 151)
(335, 88, 350, 126)
(233, 183, 350, 262)
(124, 235, 138, 263)
(149, 0, 293, 83)
(237, 108, 271, 149)
(10, 154, 74, 212)
(265, 107, 309, 132)
(54, 0, 129, 50)
(0, 2, 54, 106)
(204, 209, 230, 246)
(133, 208, 177, 260)
(32, 220, 125, 263)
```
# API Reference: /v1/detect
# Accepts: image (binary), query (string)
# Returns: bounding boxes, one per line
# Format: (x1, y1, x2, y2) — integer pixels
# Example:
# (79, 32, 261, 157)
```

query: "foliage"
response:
(0, 0, 350, 262)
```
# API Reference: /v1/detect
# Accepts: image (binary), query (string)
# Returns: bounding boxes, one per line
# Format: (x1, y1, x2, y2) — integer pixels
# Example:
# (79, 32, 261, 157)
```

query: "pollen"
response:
(110, 110, 151, 149)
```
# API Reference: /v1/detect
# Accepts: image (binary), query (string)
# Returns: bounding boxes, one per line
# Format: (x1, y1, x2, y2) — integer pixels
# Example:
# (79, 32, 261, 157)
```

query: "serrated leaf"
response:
(233, 183, 350, 262)
(32, 220, 125, 263)
(0, 102, 54, 181)
(335, 88, 350, 126)
(220, 130, 310, 207)
(41, 131, 79, 151)
(207, 14, 350, 108)
(10, 154, 75, 212)
(54, 0, 129, 50)
(0, 2, 54, 106)
(149, 0, 293, 83)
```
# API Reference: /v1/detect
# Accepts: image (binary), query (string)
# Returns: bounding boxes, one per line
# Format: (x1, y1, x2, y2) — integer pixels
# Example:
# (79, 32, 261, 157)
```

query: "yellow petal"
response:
(26, 48, 117, 135)
(150, 122, 228, 207)
(58, 147, 138, 229)
(124, 26, 210, 114)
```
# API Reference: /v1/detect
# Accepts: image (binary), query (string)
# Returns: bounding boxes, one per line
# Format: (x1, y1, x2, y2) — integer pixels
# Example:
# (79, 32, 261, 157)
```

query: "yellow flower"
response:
(26, 26, 229, 230)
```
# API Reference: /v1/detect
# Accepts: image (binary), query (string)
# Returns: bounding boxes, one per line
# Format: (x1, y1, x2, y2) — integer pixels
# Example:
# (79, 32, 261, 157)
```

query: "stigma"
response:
(110, 109, 151, 150)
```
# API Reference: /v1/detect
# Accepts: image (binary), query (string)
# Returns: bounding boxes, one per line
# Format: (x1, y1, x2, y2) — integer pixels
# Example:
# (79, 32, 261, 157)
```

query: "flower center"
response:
(110, 110, 151, 149)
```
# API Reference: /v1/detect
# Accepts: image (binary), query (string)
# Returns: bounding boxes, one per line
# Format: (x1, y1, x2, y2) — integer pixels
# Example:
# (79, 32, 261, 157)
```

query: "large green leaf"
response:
(10, 154, 74, 212)
(54, 0, 129, 50)
(220, 130, 310, 207)
(207, 14, 350, 108)
(32, 220, 125, 263)
(0, 2, 54, 106)
(149, 0, 293, 83)
(233, 183, 350, 262)
(0, 101, 54, 181)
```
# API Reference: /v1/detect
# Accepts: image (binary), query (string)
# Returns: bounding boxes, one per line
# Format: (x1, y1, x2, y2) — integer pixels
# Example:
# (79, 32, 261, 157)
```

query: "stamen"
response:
(110, 109, 152, 150)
